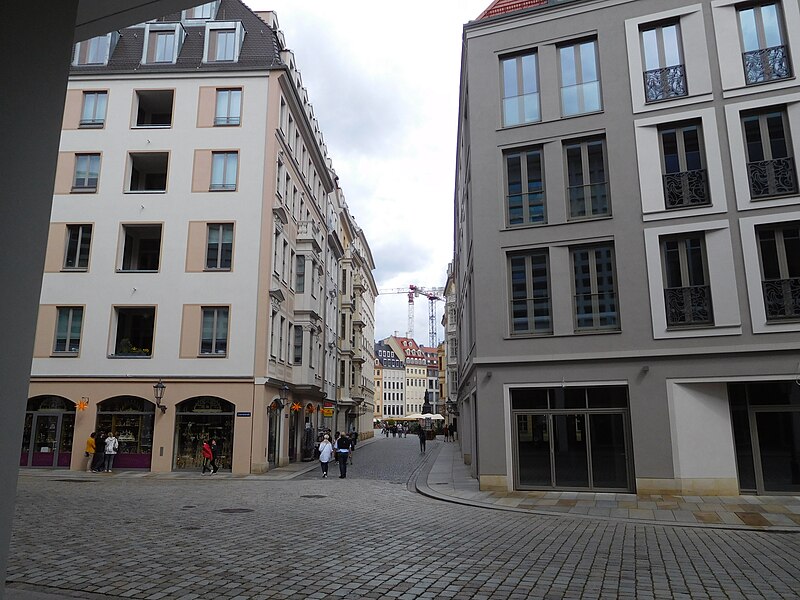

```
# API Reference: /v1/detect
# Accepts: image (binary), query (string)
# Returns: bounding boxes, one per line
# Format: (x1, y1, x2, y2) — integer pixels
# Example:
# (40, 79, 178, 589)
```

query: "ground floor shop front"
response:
(24, 379, 350, 475)
(459, 355, 800, 496)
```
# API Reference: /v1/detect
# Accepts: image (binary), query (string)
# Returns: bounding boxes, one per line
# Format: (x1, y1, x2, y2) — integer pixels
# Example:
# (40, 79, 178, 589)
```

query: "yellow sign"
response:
(322, 408, 334, 417)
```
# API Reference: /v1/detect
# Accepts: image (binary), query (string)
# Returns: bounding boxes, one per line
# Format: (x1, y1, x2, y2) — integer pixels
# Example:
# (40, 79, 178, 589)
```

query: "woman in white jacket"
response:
(318, 434, 333, 478)
(103, 432, 119, 473)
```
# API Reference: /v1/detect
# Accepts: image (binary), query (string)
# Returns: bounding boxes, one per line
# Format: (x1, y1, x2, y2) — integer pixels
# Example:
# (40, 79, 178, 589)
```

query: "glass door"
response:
(755, 411, 800, 493)
(552, 414, 590, 488)
(589, 413, 629, 489)
(30, 415, 60, 467)
(515, 414, 551, 487)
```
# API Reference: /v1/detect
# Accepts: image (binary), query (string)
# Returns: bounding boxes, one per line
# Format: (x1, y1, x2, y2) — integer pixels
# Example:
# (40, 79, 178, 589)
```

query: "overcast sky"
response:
(248, 0, 490, 346)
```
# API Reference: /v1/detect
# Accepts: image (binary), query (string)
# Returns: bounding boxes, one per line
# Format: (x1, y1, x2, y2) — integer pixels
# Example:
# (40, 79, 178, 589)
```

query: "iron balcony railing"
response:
(665, 285, 713, 327)
(644, 64, 688, 102)
(663, 169, 710, 209)
(743, 45, 792, 85)
(762, 278, 800, 321)
(747, 157, 798, 199)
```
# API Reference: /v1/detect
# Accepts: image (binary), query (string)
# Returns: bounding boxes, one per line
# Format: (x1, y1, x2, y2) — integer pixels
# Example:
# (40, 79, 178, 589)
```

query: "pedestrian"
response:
(443, 425, 449, 442)
(201, 439, 214, 475)
(210, 439, 220, 474)
(103, 431, 118, 472)
(348, 430, 358, 465)
(318, 434, 333, 478)
(417, 427, 427, 453)
(391, 425, 396, 438)
(85, 432, 96, 471)
(450, 422, 457, 441)
(336, 431, 352, 478)
(403, 425, 408, 438)
(92, 431, 106, 472)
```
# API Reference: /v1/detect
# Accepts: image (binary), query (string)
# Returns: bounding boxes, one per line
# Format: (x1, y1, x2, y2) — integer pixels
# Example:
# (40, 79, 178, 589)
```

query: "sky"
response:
(248, 0, 491, 346)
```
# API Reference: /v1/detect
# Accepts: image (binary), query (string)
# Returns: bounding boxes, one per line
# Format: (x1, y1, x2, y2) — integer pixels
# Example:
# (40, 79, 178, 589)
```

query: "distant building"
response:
(374, 341, 404, 418)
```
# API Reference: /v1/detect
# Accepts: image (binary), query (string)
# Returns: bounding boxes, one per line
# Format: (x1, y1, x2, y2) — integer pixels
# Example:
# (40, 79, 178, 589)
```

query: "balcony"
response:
(665, 285, 713, 327)
(663, 169, 710, 209)
(743, 45, 792, 85)
(762, 278, 800, 321)
(747, 157, 798, 199)
(297, 220, 322, 253)
(644, 64, 688, 103)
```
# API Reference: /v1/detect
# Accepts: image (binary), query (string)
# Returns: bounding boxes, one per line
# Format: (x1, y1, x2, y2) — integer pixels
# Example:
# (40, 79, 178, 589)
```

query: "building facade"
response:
(375, 341, 405, 418)
(454, 0, 800, 495)
(384, 336, 428, 415)
(24, 0, 376, 475)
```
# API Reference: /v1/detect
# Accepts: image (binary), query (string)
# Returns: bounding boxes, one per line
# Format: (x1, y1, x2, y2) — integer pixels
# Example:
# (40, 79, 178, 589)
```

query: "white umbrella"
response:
(405, 413, 424, 419)
(426, 414, 445, 421)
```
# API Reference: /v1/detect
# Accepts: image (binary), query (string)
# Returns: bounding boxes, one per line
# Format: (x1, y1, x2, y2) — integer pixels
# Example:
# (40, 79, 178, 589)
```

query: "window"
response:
(659, 122, 709, 209)
(572, 245, 618, 331)
(135, 90, 173, 127)
(120, 225, 161, 272)
(215, 89, 241, 126)
(296, 255, 306, 292)
(64, 225, 92, 270)
(641, 22, 687, 102)
(72, 154, 100, 192)
(505, 147, 545, 226)
(278, 316, 286, 361)
(75, 35, 112, 65)
(757, 223, 800, 320)
(662, 235, 713, 327)
(559, 39, 601, 116)
(294, 326, 304, 364)
(565, 138, 609, 219)
(54, 307, 83, 353)
(269, 311, 277, 358)
(210, 152, 238, 191)
(128, 153, 168, 192)
(509, 252, 551, 335)
(201, 307, 228, 355)
(742, 109, 797, 199)
(501, 52, 540, 126)
(738, 3, 792, 85)
(148, 31, 176, 63)
(113, 307, 155, 356)
(209, 29, 236, 61)
(206, 223, 233, 270)
(184, 2, 216, 19)
(80, 92, 107, 127)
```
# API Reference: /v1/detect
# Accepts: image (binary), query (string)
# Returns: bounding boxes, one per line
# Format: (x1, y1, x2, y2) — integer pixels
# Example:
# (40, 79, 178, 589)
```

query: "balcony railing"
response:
(762, 278, 800, 321)
(665, 285, 713, 327)
(510, 297, 552, 334)
(747, 157, 798, 199)
(743, 45, 792, 85)
(568, 182, 609, 219)
(663, 169, 710, 209)
(644, 64, 688, 102)
(507, 192, 545, 225)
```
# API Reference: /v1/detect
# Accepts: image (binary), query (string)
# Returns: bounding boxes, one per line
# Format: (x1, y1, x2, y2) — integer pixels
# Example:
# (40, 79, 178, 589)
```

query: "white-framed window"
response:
(203, 22, 245, 64)
(80, 91, 107, 127)
(54, 307, 83, 354)
(201, 307, 229, 355)
(206, 223, 233, 270)
(64, 224, 92, 270)
(210, 151, 238, 191)
(143, 25, 185, 64)
(72, 154, 100, 192)
(215, 88, 241, 126)
(74, 34, 118, 66)
(559, 39, 602, 117)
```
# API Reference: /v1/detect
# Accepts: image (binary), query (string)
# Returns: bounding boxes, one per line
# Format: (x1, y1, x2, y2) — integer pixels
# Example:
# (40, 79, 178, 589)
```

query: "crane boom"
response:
(378, 285, 446, 344)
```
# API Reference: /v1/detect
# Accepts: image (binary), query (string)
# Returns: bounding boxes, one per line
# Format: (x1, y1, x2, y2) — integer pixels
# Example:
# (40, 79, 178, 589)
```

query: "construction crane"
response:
(378, 284, 445, 347)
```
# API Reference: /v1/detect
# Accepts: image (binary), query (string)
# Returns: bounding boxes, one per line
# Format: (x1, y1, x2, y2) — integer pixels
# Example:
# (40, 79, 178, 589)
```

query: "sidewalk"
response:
(417, 437, 800, 531)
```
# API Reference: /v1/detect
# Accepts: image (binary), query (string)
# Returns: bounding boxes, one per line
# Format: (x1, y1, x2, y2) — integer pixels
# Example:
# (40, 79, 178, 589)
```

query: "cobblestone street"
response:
(7, 436, 800, 599)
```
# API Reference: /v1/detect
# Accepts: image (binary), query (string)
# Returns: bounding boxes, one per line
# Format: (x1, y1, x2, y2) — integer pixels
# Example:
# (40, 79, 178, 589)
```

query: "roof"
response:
(477, 0, 549, 20)
(70, 0, 282, 76)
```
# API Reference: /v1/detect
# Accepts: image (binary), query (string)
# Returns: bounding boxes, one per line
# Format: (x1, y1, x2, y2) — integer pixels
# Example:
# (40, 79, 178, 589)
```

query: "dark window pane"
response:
(511, 388, 549, 410)
(590, 413, 629, 488)
(757, 228, 781, 279)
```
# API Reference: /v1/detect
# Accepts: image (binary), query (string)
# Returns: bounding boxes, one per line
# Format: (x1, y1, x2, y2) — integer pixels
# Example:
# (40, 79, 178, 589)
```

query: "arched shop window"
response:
(96, 396, 155, 469)
(174, 397, 234, 471)
(21, 396, 76, 468)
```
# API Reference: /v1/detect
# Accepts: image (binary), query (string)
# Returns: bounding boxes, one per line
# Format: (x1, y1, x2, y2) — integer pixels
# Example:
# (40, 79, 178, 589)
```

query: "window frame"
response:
(564, 137, 610, 220)
(200, 306, 229, 356)
(660, 234, 714, 328)
(205, 223, 233, 271)
(500, 51, 540, 127)
(640, 21, 688, 103)
(209, 151, 239, 191)
(571, 244, 620, 332)
(755, 221, 800, 321)
(737, 2, 793, 85)
(54, 306, 83, 354)
(80, 91, 108, 128)
(558, 38, 603, 117)
(508, 250, 552, 336)
(741, 108, 798, 199)
(658, 120, 710, 209)
(504, 146, 546, 227)
(214, 88, 242, 126)
(63, 224, 92, 271)
(72, 153, 101, 193)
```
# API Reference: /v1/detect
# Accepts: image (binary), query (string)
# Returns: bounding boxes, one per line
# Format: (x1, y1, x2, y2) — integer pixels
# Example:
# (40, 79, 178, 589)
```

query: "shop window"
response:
(119, 224, 161, 272)
(96, 396, 155, 469)
(113, 307, 155, 357)
(134, 90, 173, 127)
(174, 397, 234, 471)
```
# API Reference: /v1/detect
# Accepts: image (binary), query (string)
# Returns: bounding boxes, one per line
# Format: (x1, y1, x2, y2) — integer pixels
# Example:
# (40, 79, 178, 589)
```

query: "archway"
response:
(96, 396, 155, 469)
(174, 397, 234, 471)
(20, 396, 76, 468)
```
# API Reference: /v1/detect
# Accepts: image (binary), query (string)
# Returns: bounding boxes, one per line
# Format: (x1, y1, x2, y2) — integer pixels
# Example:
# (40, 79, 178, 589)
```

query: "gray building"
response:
(453, 0, 800, 496)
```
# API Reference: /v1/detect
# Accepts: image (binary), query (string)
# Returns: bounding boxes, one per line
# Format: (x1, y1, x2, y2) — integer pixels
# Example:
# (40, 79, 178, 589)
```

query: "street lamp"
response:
(272, 384, 289, 410)
(445, 398, 459, 416)
(153, 379, 167, 414)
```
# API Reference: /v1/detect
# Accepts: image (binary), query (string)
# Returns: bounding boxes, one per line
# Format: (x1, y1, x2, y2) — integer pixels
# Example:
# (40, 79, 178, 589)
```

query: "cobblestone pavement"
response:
(7, 436, 800, 600)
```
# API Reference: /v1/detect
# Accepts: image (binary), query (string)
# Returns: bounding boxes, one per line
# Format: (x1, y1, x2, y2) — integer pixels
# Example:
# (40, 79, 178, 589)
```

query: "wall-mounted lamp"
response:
(153, 379, 167, 414)
(272, 384, 290, 410)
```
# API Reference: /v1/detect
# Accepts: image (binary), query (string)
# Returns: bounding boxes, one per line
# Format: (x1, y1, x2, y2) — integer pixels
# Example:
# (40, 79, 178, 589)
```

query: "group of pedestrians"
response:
(318, 430, 357, 479)
(85, 431, 119, 473)
(382, 424, 408, 438)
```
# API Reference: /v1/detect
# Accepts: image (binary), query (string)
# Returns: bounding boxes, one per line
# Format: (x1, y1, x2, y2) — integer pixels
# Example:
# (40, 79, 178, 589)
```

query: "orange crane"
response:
(378, 285, 445, 346)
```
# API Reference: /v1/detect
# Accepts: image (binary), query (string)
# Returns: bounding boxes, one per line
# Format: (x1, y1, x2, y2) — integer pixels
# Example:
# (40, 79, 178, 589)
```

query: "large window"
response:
(641, 22, 687, 102)
(293, 326, 304, 364)
(296, 255, 306, 293)
(72, 154, 100, 192)
(54, 307, 83, 353)
(572, 245, 618, 331)
(757, 222, 800, 321)
(206, 223, 233, 270)
(120, 225, 161, 272)
(662, 235, 713, 327)
(559, 39, 601, 116)
(113, 307, 155, 356)
(742, 109, 797, 199)
(127, 152, 168, 192)
(210, 152, 238, 191)
(134, 90, 173, 127)
(565, 138, 609, 219)
(64, 224, 92, 270)
(201, 307, 229, 355)
(147, 30, 176, 64)
(215, 88, 241, 126)
(509, 251, 551, 335)
(501, 52, 540, 127)
(209, 29, 236, 61)
(505, 147, 545, 226)
(738, 3, 792, 85)
(80, 92, 107, 127)
(659, 122, 709, 209)
(75, 36, 111, 65)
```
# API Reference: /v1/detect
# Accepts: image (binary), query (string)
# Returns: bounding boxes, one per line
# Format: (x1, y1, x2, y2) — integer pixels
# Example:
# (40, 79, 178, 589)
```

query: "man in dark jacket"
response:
(91, 431, 106, 472)
(336, 433, 352, 478)
(417, 427, 427, 454)
(210, 439, 220, 474)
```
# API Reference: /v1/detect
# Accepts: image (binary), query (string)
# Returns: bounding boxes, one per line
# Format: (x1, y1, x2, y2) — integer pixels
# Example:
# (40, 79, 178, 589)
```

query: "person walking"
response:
(91, 431, 106, 472)
(103, 431, 118, 472)
(201, 439, 214, 475)
(210, 439, 220, 474)
(443, 425, 449, 442)
(336, 431, 351, 478)
(318, 434, 333, 478)
(85, 432, 96, 471)
(417, 427, 427, 453)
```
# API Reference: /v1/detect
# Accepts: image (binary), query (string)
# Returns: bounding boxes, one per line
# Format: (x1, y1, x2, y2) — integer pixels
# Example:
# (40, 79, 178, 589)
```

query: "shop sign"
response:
(236, 412, 252, 417)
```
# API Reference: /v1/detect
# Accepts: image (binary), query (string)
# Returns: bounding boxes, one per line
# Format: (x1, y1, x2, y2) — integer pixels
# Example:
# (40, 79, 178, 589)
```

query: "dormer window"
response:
(203, 21, 246, 63)
(74, 33, 118, 66)
(143, 24, 185, 65)
(183, 1, 218, 20)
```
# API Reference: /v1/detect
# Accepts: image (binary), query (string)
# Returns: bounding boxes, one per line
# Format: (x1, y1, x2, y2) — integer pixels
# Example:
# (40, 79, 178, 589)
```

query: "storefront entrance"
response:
(174, 397, 234, 471)
(20, 396, 76, 468)
(96, 396, 155, 469)
(512, 386, 633, 491)
(730, 381, 800, 494)
(267, 401, 279, 467)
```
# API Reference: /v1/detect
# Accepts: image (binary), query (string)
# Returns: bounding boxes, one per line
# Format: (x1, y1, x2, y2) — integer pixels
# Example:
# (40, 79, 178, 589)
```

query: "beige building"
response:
(383, 336, 427, 414)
